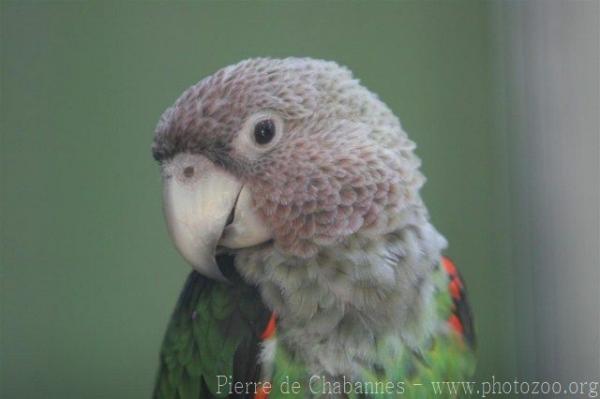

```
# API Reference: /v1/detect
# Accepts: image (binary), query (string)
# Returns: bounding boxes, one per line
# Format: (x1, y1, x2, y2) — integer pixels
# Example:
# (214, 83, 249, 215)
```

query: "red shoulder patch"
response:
(442, 256, 476, 348)
(255, 313, 277, 399)
(260, 312, 277, 340)
(254, 385, 271, 399)
(442, 256, 458, 277)
(448, 314, 464, 335)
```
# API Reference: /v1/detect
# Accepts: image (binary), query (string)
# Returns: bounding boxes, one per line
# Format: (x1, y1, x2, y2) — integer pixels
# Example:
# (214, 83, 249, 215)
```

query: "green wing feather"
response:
(153, 255, 271, 399)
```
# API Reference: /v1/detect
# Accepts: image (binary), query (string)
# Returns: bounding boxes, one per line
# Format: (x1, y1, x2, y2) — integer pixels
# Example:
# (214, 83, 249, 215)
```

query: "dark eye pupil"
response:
(253, 119, 275, 145)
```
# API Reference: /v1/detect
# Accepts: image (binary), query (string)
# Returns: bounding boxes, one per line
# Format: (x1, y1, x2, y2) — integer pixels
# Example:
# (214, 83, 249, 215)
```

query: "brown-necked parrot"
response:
(151, 58, 475, 399)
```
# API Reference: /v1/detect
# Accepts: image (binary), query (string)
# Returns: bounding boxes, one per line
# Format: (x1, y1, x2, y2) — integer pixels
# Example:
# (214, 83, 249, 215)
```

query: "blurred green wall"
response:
(1, 1, 515, 398)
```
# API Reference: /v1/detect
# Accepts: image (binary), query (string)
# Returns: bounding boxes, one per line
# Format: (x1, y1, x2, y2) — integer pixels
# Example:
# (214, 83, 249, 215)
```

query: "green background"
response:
(1, 2, 515, 397)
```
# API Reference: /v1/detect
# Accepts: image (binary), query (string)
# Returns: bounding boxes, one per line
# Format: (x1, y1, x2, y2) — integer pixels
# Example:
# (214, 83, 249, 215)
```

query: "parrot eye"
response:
(253, 119, 276, 145)
(234, 111, 282, 158)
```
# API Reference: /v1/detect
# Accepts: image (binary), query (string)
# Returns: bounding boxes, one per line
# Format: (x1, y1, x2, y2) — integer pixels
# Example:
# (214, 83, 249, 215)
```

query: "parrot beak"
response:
(161, 154, 271, 281)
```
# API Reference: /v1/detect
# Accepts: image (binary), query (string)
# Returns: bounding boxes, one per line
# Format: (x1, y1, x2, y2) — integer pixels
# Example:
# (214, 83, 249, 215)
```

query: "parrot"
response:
(151, 58, 475, 399)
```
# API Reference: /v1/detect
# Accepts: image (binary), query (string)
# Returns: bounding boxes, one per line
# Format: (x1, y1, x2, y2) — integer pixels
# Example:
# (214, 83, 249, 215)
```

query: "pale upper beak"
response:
(161, 153, 271, 281)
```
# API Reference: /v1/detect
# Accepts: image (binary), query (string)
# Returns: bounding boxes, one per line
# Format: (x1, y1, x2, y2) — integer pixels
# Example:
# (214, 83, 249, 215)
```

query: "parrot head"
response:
(153, 58, 426, 281)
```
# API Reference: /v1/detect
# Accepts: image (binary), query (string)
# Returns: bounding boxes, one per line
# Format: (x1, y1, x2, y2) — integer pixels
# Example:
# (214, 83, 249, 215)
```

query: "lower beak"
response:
(161, 154, 271, 281)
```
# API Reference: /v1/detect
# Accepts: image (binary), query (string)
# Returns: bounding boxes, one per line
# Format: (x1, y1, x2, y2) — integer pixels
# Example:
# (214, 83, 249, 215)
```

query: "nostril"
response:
(183, 166, 194, 178)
